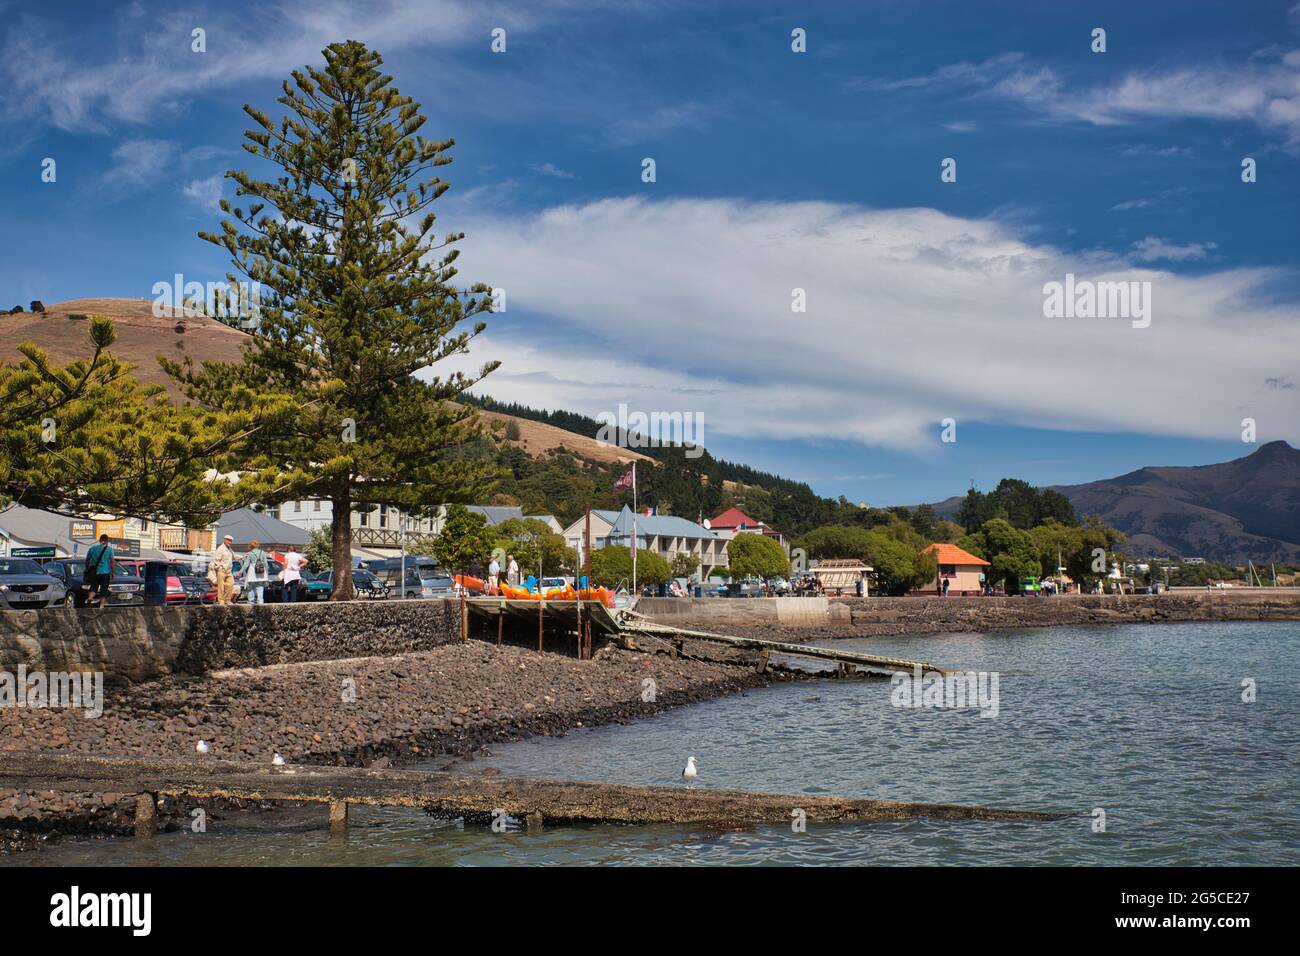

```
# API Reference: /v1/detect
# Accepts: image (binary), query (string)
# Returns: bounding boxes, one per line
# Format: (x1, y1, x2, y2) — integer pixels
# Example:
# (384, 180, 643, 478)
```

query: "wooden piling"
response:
(134, 791, 156, 839)
(328, 799, 349, 834)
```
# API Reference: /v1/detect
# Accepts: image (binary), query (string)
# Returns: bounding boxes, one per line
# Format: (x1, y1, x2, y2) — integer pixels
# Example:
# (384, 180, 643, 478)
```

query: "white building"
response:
(560, 506, 726, 578)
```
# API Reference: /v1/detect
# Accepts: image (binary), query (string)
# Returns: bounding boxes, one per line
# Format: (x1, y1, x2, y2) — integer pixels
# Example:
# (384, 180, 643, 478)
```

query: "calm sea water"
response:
(14, 622, 1299, 866)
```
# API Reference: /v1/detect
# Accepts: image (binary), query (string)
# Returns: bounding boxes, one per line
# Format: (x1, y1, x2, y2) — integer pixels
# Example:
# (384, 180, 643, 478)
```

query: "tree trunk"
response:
(331, 495, 355, 601)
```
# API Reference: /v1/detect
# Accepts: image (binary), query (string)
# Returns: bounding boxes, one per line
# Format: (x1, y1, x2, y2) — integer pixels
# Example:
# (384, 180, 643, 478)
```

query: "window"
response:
(294, 501, 302, 513)
(359, 510, 368, 527)
(940, 564, 956, 575)
(313, 500, 321, 512)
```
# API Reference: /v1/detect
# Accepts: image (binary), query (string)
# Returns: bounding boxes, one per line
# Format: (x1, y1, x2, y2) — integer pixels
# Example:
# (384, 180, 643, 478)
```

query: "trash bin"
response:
(694, 585, 701, 598)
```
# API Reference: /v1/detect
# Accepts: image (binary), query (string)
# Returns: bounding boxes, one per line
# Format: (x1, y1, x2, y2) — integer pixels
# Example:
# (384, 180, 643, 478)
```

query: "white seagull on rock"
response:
(681, 755, 698, 785)
(272, 753, 286, 766)
(196, 739, 211, 755)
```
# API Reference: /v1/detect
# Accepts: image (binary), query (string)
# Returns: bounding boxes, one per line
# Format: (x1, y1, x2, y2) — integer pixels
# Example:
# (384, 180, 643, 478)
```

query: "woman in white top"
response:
(281, 548, 305, 602)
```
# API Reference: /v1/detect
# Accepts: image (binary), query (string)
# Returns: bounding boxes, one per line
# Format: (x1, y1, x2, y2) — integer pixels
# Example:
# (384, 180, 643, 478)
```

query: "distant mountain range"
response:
(933, 441, 1300, 564)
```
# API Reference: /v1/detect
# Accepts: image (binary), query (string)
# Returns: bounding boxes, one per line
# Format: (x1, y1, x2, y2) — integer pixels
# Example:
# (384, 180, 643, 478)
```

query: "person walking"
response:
(243, 539, 269, 606)
(83, 534, 115, 610)
(506, 554, 520, 588)
(281, 546, 305, 603)
(212, 534, 236, 605)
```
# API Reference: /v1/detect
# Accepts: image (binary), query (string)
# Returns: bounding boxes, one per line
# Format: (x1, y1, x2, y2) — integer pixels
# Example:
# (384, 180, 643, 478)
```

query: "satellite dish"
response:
(702, 519, 711, 530)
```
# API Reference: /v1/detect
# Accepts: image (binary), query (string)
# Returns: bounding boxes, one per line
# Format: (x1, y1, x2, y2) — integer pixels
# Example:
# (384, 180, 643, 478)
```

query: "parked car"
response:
(44, 558, 145, 608)
(299, 570, 333, 601)
(0, 557, 70, 610)
(723, 580, 766, 598)
(365, 558, 456, 599)
(122, 559, 215, 606)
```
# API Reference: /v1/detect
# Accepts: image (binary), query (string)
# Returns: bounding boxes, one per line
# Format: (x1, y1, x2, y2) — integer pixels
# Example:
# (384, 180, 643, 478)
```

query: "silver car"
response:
(0, 558, 70, 610)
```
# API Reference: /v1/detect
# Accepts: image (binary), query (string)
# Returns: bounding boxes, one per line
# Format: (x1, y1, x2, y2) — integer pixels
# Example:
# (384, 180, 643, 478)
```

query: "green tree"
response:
(494, 517, 576, 577)
(302, 525, 333, 571)
(588, 546, 671, 588)
(166, 41, 499, 599)
(670, 552, 700, 579)
(726, 533, 791, 583)
(430, 504, 496, 578)
(2, 317, 277, 521)
(863, 529, 936, 595)
(978, 518, 1040, 590)
(1063, 516, 1128, 592)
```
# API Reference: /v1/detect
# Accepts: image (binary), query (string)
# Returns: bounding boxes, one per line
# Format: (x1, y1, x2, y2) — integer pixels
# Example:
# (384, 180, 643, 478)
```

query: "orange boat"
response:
(495, 583, 614, 607)
(454, 574, 486, 594)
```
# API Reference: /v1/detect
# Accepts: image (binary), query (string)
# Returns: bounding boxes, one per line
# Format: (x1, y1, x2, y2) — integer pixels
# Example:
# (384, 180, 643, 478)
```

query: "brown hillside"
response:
(2, 298, 248, 398)
(3, 298, 647, 466)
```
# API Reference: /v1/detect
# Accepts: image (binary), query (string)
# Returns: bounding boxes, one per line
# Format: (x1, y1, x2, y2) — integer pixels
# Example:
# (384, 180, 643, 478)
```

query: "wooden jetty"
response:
(0, 754, 1068, 836)
(618, 614, 953, 675)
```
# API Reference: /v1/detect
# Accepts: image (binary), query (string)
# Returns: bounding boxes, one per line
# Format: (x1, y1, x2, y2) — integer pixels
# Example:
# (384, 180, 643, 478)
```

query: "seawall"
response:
(0, 600, 462, 684)
(635, 591, 1300, 637)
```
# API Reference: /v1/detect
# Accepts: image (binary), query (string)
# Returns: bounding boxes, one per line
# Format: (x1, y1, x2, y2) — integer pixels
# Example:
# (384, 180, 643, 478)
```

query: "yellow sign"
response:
(95, 519, 125, 539)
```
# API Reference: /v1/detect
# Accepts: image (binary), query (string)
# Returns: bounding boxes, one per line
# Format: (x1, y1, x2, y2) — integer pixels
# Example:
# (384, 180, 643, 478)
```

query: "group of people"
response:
(484, 553, 521, 595)
(209, 535, 308, 605)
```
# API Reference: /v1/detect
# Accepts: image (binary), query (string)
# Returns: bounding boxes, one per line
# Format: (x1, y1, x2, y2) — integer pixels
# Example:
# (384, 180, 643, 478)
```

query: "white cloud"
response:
(181, 174, 225, 211)
(1130, 236, 1217, 262)
(436, 197, 1300, 450)
(0, 0, 545, 133)
(102, 138, 179, 188)
(531, 162, 575, 180)
(867, 48, 1300, 149)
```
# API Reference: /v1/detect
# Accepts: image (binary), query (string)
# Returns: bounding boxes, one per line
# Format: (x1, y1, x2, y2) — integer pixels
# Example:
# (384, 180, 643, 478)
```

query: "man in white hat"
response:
(212, 534, 236, 605)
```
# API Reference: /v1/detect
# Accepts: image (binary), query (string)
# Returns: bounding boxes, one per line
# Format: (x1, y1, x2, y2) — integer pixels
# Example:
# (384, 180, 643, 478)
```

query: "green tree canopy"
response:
(588, 546, 671, 588)
(430, 503, 496, 575)
(165, 40, 499, 598)
(726, 533, 791, 582)
(2, 317, 278, 522)
(494, 517, 576, 577)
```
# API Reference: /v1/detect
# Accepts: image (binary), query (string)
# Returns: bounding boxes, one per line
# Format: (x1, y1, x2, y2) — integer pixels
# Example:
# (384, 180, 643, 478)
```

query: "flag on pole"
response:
(614, 466, 634, 491)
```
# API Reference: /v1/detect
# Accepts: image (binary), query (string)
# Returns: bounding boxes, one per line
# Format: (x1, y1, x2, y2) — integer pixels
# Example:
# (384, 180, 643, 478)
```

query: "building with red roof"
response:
(708, 507, 785, 549)
(920, 542, 991, 596)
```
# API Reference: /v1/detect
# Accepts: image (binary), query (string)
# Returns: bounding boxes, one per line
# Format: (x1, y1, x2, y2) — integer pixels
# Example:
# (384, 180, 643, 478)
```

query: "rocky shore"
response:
(1, 635, 790, 853)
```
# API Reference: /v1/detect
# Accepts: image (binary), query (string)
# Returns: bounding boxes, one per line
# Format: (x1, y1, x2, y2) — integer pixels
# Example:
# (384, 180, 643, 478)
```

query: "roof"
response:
(607, 505, 717, 540)
(924, 542, 990, 566)
(0, 504, 83, 553)
(466, 505, 524, 526)
(214, 508, 310, 547)
(710, 507, 760, 529)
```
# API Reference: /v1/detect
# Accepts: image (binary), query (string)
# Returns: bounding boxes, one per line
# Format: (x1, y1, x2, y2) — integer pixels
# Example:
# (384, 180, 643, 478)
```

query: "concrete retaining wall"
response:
(0, 600, 462, 684)
(636, 591, 1300, 636)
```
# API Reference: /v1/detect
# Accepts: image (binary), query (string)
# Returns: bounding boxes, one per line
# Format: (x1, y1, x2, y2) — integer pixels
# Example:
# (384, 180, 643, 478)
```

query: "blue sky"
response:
(2, 0, 1298, 506)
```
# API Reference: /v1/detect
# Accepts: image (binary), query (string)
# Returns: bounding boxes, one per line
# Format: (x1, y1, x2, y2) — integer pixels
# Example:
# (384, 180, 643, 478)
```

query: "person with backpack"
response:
(243, 539, 269, 605)
(83, 534, 115, 610)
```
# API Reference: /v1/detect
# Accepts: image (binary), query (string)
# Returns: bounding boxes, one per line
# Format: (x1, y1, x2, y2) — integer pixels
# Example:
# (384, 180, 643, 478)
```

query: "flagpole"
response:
(631, 462, 637, 594)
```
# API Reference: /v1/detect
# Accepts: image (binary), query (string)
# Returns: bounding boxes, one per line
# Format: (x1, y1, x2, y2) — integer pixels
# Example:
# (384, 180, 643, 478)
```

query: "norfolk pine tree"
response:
(2, 317, 280, 522)
(164, 41, 500, 599)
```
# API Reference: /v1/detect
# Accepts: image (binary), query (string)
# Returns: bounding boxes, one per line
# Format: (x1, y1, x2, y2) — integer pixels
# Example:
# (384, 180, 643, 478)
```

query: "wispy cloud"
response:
(531, 162, 575, 180)
(1130, 236, 1217, 262)
(102, 138, 179, 188)
(862, 48, 1300, 149)
(181, 174, 225, 211)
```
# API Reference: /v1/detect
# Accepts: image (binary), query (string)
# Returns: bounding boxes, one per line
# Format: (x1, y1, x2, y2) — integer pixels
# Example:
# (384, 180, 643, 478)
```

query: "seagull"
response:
(195, 739, 211, 755)
(272, 752, 286, 766)
(681, 755, 698, 785)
